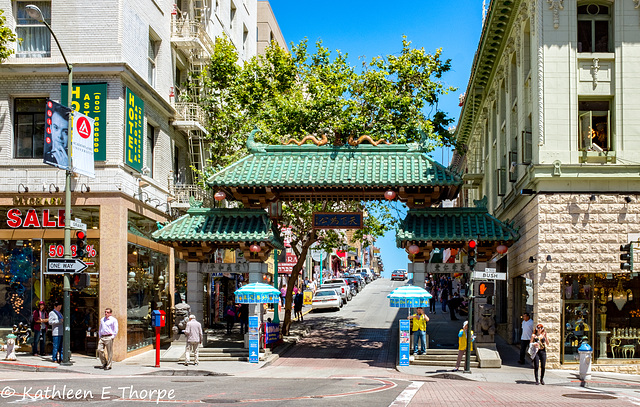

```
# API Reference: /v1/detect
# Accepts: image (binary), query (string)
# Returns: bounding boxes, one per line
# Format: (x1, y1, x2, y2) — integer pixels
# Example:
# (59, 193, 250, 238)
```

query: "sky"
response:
(269, 1, 485, 277)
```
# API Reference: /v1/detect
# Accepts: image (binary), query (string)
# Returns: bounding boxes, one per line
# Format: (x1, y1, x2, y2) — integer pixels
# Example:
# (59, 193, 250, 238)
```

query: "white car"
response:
(355, 267, 376, 282)
(321, 278, 352, 304)
(312, 289, 342, 311)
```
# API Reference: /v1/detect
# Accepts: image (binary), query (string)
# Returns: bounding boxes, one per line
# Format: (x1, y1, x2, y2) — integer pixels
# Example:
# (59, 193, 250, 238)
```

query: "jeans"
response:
(413, 330, 426, 353)
(32, 330, 46, 355)
(429, 299, 436, 313)
(533, 349, 547, 382)
(52, 335, 63, 362)
(441, 297, 448, 312)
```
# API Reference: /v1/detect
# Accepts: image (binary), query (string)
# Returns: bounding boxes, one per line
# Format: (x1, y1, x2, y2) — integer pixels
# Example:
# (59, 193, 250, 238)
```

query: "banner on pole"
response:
(61, 83, 107, 161)
(72, 112, 95, 178)
(43, 100, 71, 171)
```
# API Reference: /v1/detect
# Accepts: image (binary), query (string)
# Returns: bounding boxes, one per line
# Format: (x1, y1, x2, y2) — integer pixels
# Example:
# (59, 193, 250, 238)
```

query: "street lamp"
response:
(26, 4, 74, 367)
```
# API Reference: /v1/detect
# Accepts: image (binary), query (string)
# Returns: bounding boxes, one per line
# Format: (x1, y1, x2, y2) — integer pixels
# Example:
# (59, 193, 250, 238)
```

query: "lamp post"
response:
(26, 4, 74, 366)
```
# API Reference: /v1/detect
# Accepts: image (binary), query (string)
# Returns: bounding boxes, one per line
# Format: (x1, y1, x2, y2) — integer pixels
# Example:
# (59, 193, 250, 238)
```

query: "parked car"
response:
(344, 276, 360, 293)
(312, 288, 342, 312)
(355, 267, 375, 282)
(321, 278, 352, 304)
(391, 269, 408, 281)
(353, 274, 366, 289)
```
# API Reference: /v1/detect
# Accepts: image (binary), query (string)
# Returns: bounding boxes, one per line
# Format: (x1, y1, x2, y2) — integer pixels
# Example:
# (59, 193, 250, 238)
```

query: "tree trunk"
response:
(281, 238, 316, 335)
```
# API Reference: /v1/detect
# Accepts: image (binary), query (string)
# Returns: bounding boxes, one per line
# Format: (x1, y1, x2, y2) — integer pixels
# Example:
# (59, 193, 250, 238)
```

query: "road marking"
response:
(388, 381, 423, 407)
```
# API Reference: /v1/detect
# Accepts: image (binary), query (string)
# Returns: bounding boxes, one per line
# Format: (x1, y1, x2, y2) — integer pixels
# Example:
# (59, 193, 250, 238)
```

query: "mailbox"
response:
(151, 310, 166, 327)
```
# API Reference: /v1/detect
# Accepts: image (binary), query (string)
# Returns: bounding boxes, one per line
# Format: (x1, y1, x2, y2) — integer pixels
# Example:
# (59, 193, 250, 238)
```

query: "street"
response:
(1, 279, 640, 406)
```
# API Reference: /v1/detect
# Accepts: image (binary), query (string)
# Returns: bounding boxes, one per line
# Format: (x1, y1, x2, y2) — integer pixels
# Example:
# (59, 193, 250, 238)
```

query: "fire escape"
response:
(170, 1, 213, 210)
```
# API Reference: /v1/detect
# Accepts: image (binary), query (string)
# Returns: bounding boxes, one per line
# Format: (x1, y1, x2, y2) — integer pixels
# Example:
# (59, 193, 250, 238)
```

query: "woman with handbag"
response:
(530, 323, 550, 385)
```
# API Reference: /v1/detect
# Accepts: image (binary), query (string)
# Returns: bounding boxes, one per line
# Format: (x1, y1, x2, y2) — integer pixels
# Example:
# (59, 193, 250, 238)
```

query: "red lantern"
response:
(496, 244, 508, 254)
(250, 244, 261, 253)
(408, 244, 420, 255)
(214, 191, 226, 201)
(384, 190, 396, 201)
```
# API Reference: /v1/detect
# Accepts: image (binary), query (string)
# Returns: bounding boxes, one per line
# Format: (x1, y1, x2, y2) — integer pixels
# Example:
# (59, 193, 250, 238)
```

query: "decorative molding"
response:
(530, 0, 536, 35)
(635, 0, 640, 9)
(515, 32, 522, 66)
(547, 0, 564, 29)
(590, 58, 600, 89)
(538, 0, 545, 145)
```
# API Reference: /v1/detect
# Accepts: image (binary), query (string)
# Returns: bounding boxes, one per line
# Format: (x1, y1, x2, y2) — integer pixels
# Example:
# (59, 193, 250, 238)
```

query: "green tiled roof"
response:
(396, 207, 519, 246)
(152, 208, 284, 249)
(207, 142, 462, 189)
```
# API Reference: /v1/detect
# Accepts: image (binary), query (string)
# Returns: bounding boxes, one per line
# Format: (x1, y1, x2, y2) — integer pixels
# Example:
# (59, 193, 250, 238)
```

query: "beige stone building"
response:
(454, 0, 640, 373)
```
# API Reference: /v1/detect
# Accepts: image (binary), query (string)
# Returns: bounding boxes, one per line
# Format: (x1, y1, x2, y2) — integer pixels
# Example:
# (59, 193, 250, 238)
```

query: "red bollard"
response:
(155, 326, 161, 368)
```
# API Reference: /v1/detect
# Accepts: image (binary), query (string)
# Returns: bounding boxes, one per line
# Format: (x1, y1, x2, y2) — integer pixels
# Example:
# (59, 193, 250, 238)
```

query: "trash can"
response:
(578, 341, 593, 381)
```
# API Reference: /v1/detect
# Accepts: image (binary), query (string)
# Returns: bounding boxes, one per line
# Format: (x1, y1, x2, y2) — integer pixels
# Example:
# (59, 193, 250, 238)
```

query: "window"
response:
(577, 4, 611, 53)
(148, 35, 159, 87)
(16, 1, 51, 58)
(242, 25, 248, 57)
(579, 101, 610, 151)
(14, 98, 46, 158)
(145, 123, 155, 177)
(230, 2, 236, 30)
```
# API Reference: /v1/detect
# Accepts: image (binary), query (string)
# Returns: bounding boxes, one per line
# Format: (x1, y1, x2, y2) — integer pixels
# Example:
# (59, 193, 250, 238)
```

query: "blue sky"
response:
(269, 1, 485, 277)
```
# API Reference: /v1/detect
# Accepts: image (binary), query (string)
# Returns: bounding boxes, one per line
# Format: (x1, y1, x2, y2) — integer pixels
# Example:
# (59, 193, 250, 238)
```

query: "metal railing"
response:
(169, 183, 213, 208)
(173, 102, 206, 124)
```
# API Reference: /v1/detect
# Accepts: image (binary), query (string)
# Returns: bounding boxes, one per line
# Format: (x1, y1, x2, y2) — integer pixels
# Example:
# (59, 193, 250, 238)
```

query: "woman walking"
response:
(531, 323, 550, 385)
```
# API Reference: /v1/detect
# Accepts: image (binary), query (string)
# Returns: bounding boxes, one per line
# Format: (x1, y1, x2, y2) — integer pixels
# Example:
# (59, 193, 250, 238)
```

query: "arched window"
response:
(577, 3, 611, 53)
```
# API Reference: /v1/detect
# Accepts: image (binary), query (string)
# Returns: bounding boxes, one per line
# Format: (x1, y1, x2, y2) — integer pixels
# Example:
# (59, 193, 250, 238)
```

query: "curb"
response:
(0, 360, 76, 374)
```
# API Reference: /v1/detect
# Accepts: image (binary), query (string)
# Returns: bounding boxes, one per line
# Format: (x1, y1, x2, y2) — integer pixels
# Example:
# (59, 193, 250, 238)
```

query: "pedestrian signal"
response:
(477, 281, 494, 297)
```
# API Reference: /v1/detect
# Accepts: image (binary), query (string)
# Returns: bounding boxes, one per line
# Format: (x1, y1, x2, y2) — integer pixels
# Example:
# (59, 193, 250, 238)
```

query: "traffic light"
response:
(467, 240, 477, 269)
(620, 243, 633, 271)
(75, 230, 87, 257)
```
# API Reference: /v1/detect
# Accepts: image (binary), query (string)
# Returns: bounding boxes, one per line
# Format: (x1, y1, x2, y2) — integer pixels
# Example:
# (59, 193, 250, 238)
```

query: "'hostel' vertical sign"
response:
(125, 88, 144, 172)
(61, 83, 107, 161)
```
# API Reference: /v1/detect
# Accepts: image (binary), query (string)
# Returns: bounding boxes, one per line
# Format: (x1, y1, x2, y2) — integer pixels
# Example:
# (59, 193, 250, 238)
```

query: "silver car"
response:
(312, 289, 342, 312)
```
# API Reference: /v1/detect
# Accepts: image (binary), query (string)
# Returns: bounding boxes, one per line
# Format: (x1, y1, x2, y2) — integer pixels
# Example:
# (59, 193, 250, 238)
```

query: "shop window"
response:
(15, 1, 51, 58)
(563, 274, 640, 364)
(579, 100, 610, 151)
(127, 243, 169, 351)
(0, 240, 40, 328)
(577, 4, 611, 53)
(14, 98, 46, 158)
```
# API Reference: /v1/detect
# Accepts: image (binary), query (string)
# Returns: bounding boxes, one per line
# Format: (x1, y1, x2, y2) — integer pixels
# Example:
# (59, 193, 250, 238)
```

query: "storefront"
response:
(562, 274, 640, 364)
(0, 195, 174, 361)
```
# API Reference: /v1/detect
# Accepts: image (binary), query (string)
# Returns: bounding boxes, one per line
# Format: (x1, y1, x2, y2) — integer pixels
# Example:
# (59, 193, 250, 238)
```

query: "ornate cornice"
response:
(635, 0, 640, 9)
(547, 0, 563, 29)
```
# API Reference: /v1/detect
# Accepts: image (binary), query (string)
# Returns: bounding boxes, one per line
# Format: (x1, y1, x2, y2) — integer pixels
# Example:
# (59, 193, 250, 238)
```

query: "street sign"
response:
(69, 218, 87, 231)
(473, 271, 506, 280)
(46, 258, 88, 274)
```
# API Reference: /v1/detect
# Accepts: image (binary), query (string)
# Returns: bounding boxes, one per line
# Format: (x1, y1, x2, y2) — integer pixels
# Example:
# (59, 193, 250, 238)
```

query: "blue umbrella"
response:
(387, 286, 432, 309)
(234, 283, 281, 304)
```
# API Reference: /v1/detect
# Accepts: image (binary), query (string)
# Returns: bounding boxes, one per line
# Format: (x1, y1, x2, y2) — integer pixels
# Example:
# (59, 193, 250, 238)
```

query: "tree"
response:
(194, 36, 456, 334)
(0, 9, 17, 62)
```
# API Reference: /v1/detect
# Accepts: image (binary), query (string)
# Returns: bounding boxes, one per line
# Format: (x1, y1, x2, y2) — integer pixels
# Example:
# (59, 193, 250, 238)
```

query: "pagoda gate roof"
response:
(207, 131, 463, 208)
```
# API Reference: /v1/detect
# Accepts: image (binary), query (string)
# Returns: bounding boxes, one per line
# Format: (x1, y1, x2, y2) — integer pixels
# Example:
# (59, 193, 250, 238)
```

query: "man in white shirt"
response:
(48, 302, 63, 363)
(97, 308, 118, 370)
(183, 314, 203, 365)
(518, 312, 534, 364)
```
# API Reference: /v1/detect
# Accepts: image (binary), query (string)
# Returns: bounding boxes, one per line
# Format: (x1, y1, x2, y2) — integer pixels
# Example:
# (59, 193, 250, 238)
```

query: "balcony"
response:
(170, 15, 213, 55)
(169, 183, 213, 209)
(172, 102, 208, 133)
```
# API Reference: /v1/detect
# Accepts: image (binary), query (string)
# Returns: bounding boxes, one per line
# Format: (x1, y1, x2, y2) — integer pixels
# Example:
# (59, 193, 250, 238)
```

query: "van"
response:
(355, 267, 375, 282)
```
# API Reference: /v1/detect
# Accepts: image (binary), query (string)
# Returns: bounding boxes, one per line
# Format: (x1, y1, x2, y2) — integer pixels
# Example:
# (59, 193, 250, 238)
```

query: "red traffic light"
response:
(468, 240, 477, 249)
(76, 231, 86, 240)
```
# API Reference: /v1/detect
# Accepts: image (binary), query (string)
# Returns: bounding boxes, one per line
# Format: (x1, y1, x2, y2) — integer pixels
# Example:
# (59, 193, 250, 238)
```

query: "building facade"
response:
(454, 0, 640, 373)
(0, 0, 259, 361)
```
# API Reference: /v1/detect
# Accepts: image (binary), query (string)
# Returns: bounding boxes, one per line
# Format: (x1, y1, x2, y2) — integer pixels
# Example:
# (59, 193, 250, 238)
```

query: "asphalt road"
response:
(3, 278, 640, 406)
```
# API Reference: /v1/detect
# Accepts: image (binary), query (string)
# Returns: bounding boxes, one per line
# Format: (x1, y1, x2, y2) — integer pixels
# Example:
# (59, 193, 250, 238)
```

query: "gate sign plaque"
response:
(312, 212, 363, 229)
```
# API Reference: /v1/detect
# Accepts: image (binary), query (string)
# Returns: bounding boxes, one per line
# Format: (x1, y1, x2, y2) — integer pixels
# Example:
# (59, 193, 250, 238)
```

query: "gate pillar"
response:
(412, 262, 426, 289)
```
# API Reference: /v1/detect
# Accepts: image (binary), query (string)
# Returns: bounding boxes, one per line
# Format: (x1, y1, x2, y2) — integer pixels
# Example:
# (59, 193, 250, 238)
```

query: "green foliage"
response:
(193, 36, 456, 169)
(0, 10, 17, 62)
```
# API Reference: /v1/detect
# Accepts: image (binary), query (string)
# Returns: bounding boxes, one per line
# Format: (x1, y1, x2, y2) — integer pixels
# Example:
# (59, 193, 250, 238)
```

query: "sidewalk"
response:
(0, 309, 312, 377)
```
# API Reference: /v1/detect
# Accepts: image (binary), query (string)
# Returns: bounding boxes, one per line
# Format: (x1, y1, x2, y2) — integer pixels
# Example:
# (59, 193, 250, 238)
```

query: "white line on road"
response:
(388, 381, 423, 407)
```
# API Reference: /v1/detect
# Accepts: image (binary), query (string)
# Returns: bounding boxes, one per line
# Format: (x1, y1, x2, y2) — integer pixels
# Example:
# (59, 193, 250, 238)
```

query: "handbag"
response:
(527, 342, 538, 359)
(226, 308, 235, 317)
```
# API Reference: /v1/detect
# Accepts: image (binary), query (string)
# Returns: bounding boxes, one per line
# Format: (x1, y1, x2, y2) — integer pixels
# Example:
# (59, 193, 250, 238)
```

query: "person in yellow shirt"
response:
(454, 321, 474, 372)
(409, 307, 429, 355)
